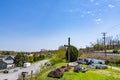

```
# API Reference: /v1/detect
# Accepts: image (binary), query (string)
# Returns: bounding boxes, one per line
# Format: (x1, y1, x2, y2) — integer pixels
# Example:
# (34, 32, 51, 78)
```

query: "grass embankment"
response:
(37, 63, 120, 80)
(106, 50, 120, 53)
(37, 62, 67, 80)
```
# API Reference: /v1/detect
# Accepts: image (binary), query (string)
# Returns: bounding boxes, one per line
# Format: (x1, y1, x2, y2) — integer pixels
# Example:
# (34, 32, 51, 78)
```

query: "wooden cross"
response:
(64, 37, 71, 62)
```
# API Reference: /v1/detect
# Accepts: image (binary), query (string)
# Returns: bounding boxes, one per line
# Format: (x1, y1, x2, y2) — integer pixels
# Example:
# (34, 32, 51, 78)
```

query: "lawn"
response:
(106, 49, 120, 53)
(37, 63, 120, 80)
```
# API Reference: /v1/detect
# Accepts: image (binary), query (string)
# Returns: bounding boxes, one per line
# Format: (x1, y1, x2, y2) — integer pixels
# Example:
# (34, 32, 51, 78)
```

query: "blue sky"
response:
(0, 0, 120, 51)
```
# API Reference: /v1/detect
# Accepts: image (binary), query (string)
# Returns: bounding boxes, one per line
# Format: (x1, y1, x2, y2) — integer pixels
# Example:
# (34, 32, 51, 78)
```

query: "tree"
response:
(66, 46, 78, 62)
(14, 53, 25, 67)
(28, 56, 34, 63)
(93, 44, 103, 51)
(50, 49, 66, 65)
(33, 53, 39, 61)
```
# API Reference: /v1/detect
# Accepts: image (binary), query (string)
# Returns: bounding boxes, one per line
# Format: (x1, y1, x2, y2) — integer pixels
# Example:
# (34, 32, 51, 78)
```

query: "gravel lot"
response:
(0, 60, 48, 80)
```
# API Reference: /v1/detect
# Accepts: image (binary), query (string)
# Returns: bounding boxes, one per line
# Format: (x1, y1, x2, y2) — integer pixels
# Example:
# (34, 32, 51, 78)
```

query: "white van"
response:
(23, 63, 31, 68)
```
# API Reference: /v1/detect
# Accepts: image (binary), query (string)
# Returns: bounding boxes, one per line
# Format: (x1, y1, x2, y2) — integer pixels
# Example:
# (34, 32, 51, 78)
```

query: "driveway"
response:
(0, 60, 48, 80)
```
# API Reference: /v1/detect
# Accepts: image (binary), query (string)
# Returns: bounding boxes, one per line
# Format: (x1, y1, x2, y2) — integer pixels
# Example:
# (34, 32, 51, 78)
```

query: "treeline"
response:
(95, 34, 120, 50)
(78, 34, 120, 53)
(14, 53, 45, 67)
(0, 51, 44, 55)
(0, 51, 18, 55)
(0, 50, 59, 67)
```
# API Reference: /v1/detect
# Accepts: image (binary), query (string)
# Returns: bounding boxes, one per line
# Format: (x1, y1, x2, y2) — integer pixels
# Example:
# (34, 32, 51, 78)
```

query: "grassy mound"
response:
(37, 63, 120, 80)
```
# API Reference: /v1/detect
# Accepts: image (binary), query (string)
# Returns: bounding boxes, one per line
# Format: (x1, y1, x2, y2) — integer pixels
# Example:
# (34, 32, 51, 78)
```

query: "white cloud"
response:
(87, 11, 91, 14)
(90, 0, 94, 2)
(69, 9, 73, 12)
(64, 9, 74, 13)
(64, 9, 81, 13)
(86, 11, 95, 16)
(108, 4, 115, 8)
(95, 18, 101, 24)
(95, 2, 99, 5)
(80, 14, 84, 18)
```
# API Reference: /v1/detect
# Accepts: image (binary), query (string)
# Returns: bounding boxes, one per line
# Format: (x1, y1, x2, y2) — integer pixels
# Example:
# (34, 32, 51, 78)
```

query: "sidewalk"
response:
(107, 66, 120, 71)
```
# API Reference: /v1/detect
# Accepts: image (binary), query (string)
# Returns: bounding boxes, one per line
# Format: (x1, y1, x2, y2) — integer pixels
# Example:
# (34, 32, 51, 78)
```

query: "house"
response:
(0, 56, 15, 69)
(4, 56, 14, 68)
(0, 61, 7, 70)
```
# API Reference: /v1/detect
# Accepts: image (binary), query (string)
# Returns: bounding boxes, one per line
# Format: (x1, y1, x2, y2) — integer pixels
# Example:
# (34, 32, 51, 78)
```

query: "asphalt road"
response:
(0, 60, 48, 80)
(92, 52, 120, 56)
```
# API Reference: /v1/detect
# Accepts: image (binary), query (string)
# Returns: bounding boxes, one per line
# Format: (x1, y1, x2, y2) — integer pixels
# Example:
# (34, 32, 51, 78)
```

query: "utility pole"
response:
(64, 37, 71, 62)
(102, 32, 107, 57)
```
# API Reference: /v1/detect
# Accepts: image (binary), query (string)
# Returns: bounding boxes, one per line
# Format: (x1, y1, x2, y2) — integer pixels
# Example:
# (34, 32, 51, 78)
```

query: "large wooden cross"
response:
(64, 37, 71, 62)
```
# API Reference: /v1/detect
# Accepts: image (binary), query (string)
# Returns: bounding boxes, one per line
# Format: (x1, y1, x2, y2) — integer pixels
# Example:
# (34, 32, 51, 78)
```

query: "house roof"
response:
(0, 61, 7, 65)
(5, 56, 14, 60)
(0, 56, 14, 60)
(0, 56, 14, 64)
(4, 60, 13, 64)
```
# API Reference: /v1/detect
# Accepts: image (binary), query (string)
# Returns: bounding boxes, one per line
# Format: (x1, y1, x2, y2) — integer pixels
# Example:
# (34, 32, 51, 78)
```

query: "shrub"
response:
(66, 46, 78, 62)
(114, 57, 120, 64)
(113, 50, 118, 53)
(50, 50, 66, 65)
(105, 59, 110, 64)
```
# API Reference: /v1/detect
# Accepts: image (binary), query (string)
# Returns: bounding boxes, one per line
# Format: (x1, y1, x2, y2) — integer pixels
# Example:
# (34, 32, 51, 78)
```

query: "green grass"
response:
(53, 62, 67, 68)
(62, 70, 119, 80)
(111, 64, 120, 68)
(37, 62, 120, 80)
(37, 69, 120, 80)
(106, 49, 120, 53)
(106, 50, 114, 53)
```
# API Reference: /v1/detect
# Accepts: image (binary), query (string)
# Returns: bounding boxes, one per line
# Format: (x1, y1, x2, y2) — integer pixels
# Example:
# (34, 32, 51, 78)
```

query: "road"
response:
(0, 60, 48, 80)
(92, 52, 120, 56)
(107, 53, 120, 56)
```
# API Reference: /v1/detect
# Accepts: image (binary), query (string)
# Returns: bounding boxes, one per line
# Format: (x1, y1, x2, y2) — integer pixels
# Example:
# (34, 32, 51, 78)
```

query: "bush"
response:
(50, 50, 66, 65)
(115, 57, 120, 64)
(66, 46, 78, 62)
(105, 59, 110, 64)
(50, 56, 63, 65)
(105, 57, 120, 66)
(113, 50, 118, 53)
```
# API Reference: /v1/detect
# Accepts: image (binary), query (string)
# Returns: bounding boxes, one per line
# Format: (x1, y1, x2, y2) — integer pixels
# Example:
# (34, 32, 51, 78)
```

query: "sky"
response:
(0, 0, 120, 51)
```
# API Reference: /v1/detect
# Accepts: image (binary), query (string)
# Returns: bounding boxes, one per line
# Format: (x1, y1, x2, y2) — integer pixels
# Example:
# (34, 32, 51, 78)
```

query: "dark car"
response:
(4, 70, 9, 73)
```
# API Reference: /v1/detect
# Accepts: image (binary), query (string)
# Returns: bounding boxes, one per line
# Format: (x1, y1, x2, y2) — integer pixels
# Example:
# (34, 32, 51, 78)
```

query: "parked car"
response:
(96, 65, 108, 69)
(3, 70, 8, 74)
(21, 72, 28, 78)
(92, 59, 105, 64)
(84, 58, 93, 65)
(13, 69, 18, 72)
(23, 63, 31, 68)
(44, 62, 51, 66)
